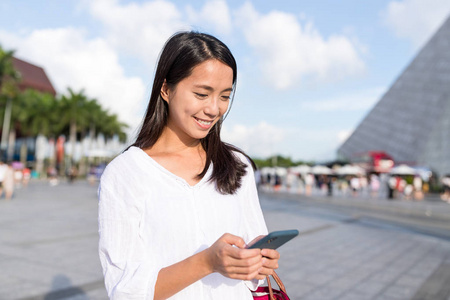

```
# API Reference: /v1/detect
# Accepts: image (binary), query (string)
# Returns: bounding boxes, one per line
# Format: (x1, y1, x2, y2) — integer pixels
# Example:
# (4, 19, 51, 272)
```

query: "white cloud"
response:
(186, 0, 232, 35)
(0, 28, 146, 129)
(86, 0, 190, 66)
(222, 121, 286, 158)
(300, 87, 386, 112)
(284, 127, 346, 162)
(235, 3, 365, 90)
(222, 122, 345, 161)
(381, 0, 450, 47)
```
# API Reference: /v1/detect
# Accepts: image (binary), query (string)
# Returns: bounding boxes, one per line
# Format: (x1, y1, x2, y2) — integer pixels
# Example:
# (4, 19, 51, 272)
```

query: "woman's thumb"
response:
(222, 233, 247, 249)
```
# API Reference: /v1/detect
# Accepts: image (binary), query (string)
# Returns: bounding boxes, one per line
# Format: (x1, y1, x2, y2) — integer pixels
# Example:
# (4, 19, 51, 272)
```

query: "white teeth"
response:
(196, 118, 212, 125)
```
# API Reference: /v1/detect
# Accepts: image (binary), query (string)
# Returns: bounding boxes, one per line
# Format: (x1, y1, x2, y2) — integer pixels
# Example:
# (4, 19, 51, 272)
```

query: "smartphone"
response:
(248, 229, 299, 250)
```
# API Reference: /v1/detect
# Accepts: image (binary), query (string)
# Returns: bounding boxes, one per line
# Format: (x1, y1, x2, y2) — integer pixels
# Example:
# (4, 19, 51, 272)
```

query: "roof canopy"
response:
(12, 57, 56, 96)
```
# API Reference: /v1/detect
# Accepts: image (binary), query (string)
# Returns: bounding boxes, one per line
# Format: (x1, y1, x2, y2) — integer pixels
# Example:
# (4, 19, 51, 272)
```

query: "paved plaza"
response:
(1, 180, 450, 300)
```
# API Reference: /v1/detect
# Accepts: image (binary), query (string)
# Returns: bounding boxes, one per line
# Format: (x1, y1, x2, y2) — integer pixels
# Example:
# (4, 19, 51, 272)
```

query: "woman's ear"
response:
(160, 80, 170, 103)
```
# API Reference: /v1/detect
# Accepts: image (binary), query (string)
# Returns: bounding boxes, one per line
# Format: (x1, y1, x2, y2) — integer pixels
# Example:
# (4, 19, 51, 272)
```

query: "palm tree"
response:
(84, 99, 103, 146)
(98, 111, 128, 143)
(0, 45, 20, 160)
(21, 90, 59, 137)
(58, 88, 90, 165)
(0, 46, 19, 94)
(17, 90, 59, 173)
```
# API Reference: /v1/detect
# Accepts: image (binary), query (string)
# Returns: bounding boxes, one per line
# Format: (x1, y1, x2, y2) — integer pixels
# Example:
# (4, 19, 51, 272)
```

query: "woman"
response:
(98, 31, 280, 300)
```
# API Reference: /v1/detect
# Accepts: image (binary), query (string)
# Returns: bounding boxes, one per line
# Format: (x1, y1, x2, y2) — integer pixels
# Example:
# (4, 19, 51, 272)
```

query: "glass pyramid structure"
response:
(337, 16, 450, 177)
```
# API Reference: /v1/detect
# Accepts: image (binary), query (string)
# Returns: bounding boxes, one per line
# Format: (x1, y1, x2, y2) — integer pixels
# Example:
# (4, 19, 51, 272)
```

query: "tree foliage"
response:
(0, 45, 128, 144)
(252, 155, 315, 169)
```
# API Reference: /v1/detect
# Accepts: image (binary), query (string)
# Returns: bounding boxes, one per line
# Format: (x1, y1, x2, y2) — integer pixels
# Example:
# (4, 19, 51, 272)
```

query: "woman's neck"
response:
(150, 126, 203, 156)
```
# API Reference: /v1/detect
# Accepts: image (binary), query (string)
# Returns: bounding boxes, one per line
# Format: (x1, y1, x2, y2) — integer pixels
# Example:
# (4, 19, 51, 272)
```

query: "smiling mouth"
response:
(194, 117, 214, 128)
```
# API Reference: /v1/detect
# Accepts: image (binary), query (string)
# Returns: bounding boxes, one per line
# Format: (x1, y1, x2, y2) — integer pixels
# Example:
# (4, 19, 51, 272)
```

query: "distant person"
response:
(305, 173, 314, 196)
(297, 174, 305, 194)
(397, 177, 406, 198)
(413, 175, 423, 200)
(13, 167, 23, 188)
(274, 174, 282, 191)
(370, 174, 380, 198)
(3, 163, 14, 200)
(0, 161, 7, 198)
(22, 167, 31, 187)
(98, 32, 280, 300)
(88, 166, 97, 186)
(325, 175, 333, 196)
(441, 174, 450, 203)
(350, 176, 360, 197)
(403, 183, 413, 200)
(47, 166, 58, 186)
(360, 175, 368, 197)
(286, 170, 296, 192)
(67, 165, 78, 183)
(388, 176, 396, 199)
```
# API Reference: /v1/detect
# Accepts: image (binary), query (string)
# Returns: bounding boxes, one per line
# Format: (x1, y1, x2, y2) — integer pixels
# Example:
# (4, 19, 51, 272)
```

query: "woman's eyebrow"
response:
(194, 84, 233, 93)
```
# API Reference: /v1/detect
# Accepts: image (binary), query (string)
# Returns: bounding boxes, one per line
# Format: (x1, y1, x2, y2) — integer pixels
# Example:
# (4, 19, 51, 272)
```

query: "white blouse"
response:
(98, 146, 268, 300)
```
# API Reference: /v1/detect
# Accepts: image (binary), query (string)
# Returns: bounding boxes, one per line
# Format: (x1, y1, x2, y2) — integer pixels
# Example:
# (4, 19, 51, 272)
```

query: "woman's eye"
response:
(221, 95, 230, 101)
(195, 93, 207, 98)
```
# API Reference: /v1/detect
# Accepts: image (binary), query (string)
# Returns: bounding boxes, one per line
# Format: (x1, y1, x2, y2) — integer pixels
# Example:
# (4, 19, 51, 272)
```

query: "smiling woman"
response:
(160, 59, 233, 141)
(97, 31, 280, 300)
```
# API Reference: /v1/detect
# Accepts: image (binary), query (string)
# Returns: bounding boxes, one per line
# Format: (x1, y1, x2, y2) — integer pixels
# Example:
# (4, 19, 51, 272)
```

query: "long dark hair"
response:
(132, 31, 255, 194)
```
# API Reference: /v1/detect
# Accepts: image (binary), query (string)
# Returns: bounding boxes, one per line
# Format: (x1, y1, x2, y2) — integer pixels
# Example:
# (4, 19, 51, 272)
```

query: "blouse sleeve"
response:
(237, 154, 269, 291)
(98, 162, 159, 300)
(240, 157, 268, 243)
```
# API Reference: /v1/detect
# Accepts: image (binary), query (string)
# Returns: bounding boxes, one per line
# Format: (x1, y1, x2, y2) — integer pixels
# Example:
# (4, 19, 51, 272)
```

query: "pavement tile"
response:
(353, 280, 387, 296)
(369, 270, 405, 284)
(3, 182, 450, 300)
(0, 279, 48, 299)
(337, 290, 373, 300)
(395, 275, 427, 288)
(301, 286, 346, 300)
(327, 275, 362, 290)
(84, 288, 109, 300)
(406, 266, 435, 279)
(304, 272, 335, 285)
(322, 267, 349, 277)
(381, 284, 420, 299)
(374, 295, 404, 300)
(281, 281, 316, 299)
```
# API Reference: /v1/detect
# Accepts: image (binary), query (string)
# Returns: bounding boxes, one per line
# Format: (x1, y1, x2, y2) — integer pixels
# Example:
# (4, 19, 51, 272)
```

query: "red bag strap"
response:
(267, 274, 274, 299)
(272, 271, 287, 293)
(266, 271, 287, 300)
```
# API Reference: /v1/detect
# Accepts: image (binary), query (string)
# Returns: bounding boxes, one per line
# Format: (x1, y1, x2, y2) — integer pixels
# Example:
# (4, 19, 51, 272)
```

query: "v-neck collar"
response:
(130, 146, 213, 189)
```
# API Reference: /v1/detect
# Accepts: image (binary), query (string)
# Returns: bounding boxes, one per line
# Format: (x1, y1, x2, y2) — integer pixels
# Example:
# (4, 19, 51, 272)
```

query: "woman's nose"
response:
(204, 97, 220, 117)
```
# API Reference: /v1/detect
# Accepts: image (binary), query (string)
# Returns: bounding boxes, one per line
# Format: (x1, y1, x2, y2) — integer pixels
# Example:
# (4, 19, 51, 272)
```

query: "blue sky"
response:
(1, 0, 450, 162)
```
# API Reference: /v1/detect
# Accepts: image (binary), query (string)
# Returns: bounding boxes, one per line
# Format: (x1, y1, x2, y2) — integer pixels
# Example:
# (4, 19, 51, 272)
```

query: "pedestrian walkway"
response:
(259, 192, 450, 300)
(1, 180, 449, 299)
(0, 181, 105, 300)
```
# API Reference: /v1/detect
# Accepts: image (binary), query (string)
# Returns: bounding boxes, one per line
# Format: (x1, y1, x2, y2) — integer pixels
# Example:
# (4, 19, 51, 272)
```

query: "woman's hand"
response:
(254, 248, 280, 280)
(206, 233, 263, 280)
(246, 235, 280, 280)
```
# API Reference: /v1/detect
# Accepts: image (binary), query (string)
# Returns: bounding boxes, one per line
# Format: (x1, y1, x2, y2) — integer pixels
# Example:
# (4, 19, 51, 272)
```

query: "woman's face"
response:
(161, 59, 233, 142)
